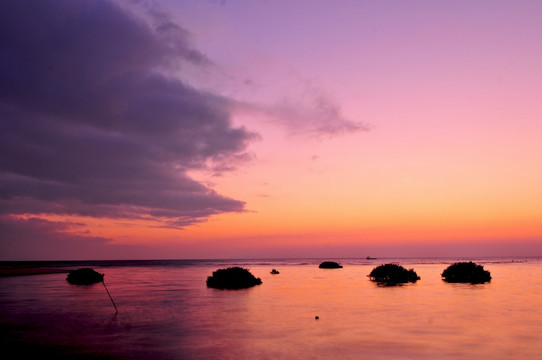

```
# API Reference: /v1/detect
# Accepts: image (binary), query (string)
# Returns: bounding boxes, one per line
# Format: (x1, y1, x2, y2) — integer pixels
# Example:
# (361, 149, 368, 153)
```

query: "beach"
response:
(0, 265, 69, 277)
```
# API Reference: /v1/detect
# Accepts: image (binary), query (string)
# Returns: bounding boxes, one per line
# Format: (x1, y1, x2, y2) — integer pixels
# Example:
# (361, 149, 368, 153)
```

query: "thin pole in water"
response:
(102, 280, 118, 314)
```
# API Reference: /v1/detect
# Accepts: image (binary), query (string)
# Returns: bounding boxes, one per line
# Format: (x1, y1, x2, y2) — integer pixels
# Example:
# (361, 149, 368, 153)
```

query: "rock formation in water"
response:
(66, 268, 104, 285)
(441, 261, 491, 283)
(368, 263, 420, 285)
(206, 267, 262, 289)
(318, 261, 343, 269)
(270, 269, 280, 274)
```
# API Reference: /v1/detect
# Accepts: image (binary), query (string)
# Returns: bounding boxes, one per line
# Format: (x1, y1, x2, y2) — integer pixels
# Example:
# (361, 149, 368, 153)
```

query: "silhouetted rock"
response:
(206, 267, 262, 289)
(66, 268, 104, 285)
(270, 269, 280, 274)
(319, 261, 343, 269)
(368, 263, 420, 285)
(441, 261, 491, 284)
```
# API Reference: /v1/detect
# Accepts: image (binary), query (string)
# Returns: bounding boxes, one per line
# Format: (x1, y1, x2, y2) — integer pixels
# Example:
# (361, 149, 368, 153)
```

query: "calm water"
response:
(1, 257, 541, 359)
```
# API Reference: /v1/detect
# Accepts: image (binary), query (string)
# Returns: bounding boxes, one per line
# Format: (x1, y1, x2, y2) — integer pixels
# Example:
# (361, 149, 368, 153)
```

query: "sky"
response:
(1, 0, 542, 260)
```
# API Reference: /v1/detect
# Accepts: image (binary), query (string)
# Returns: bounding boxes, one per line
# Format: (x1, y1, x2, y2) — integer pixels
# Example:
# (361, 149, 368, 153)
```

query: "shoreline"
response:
(0, 267, 69, 277)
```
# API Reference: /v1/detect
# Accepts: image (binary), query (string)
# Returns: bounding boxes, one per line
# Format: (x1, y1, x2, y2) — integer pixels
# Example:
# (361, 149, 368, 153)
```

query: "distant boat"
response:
(366, 256, 377, 260)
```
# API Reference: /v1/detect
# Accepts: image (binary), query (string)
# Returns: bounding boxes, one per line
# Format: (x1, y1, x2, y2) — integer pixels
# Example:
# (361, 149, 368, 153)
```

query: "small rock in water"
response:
(206, 267, 262, 289)
(441, 261, 491, 284)
(368, 263, 420, 285)
(66, 268, 104, 285)
(318, 261, 342, 269)
(315, 315, 319, 320)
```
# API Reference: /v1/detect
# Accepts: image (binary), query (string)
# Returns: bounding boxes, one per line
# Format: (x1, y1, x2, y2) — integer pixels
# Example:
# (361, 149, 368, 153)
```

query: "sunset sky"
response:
(1, 0, 542, 260)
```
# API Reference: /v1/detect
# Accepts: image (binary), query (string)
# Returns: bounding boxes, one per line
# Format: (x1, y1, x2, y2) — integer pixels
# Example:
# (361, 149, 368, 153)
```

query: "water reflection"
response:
(1, 260, 541, 359)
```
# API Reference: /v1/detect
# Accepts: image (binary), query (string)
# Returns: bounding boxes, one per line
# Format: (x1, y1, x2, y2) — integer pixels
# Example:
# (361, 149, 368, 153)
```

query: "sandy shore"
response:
(0, 267, 70, 277)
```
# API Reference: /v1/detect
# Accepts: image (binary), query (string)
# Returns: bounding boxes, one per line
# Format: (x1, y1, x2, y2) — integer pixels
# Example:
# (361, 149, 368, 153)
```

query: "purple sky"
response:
(2, 0, 542, 260)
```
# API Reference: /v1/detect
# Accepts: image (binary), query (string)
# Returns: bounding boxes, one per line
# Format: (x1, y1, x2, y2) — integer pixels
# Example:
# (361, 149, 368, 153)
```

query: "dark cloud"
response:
(0, 0, 255, 227)
(0, 216, 113, 260)
(0, 215, 173, 260)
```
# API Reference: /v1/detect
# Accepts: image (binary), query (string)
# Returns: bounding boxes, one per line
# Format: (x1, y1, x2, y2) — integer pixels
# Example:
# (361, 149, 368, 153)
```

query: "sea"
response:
(1, 257, 541, 359)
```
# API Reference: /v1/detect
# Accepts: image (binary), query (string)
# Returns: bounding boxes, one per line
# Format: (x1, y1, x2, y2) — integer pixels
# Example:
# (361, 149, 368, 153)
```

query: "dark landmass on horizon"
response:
(0, 256, 532, 278)
(0, 266, 69, 277)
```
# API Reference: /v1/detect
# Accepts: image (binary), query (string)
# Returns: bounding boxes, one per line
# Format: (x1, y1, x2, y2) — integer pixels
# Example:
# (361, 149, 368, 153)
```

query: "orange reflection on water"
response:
(190, 262, 542, 359)
(2, 260, 542, 359)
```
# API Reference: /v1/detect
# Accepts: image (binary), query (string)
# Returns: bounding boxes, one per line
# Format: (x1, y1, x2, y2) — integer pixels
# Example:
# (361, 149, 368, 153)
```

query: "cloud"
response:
(234, 72, 369, 137)
(0, 216, 113, 260)
(0, 0, 256, 227)
(0, 215, 175, 260)
(266, 93, 368, 137)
